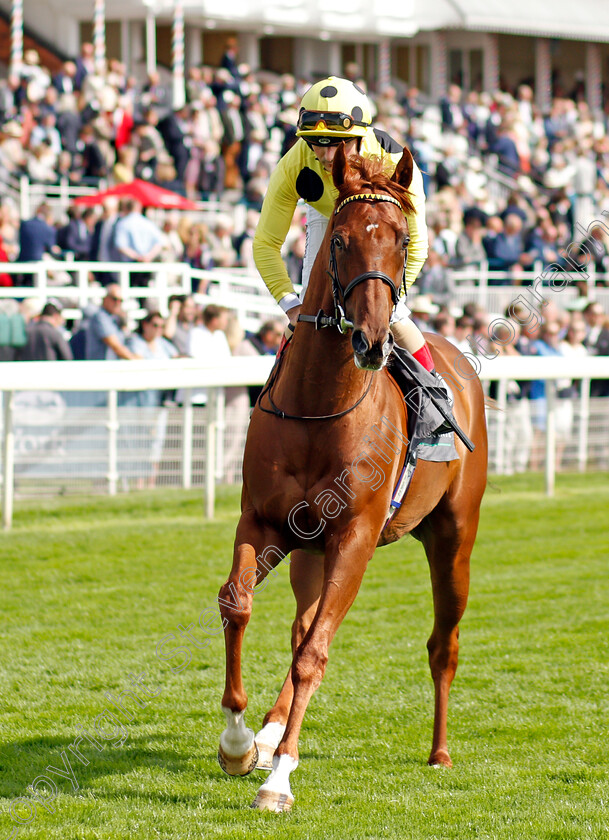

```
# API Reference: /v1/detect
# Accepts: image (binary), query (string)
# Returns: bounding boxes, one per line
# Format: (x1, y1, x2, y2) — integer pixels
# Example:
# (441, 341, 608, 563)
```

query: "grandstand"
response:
(0, 0, 608, 516)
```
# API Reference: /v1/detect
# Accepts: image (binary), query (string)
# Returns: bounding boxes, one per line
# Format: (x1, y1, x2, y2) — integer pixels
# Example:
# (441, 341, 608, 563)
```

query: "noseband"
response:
(298, 192, 409, 332)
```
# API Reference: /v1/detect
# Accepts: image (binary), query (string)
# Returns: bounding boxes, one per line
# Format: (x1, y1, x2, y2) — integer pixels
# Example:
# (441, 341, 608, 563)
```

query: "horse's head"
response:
(330, 144, 415, 371)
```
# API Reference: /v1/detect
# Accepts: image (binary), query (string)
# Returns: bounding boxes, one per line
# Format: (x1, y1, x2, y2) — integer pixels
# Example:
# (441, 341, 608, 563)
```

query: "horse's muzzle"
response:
(352, 329, 393, 371)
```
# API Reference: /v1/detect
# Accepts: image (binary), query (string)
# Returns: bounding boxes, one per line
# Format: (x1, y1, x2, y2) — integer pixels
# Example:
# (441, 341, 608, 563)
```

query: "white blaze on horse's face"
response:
(366, 223, 379, 233)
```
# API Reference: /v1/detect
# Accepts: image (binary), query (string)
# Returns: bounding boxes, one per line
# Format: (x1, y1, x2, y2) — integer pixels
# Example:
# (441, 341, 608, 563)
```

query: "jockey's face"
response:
(308, 137, 358, 172)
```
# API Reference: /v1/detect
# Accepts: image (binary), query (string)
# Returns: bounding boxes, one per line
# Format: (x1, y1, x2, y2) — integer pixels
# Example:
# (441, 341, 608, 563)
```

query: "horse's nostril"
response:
(352, 329, 370, 356)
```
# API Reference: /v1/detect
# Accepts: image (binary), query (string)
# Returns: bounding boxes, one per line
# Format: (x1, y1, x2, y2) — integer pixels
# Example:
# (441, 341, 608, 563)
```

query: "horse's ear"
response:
(391, 146, 414, 191)
(332, 141, 349, 189)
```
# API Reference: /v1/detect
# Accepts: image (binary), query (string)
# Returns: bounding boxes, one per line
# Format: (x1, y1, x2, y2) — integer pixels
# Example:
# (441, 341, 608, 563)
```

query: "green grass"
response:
(1, 473, 608, 839)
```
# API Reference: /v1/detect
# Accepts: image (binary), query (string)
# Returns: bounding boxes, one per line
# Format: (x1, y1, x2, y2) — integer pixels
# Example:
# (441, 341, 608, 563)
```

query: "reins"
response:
(258, 191, 407, 422)
(257, 346, 374, 421)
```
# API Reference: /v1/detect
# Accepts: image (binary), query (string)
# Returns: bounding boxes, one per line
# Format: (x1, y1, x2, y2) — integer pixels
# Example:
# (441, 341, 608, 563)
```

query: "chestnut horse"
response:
(217, 145, 488, 812)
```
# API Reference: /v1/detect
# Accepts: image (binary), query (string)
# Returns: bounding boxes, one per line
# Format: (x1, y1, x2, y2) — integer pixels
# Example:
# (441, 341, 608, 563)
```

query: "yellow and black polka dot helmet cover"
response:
(297, 76, 372, 139)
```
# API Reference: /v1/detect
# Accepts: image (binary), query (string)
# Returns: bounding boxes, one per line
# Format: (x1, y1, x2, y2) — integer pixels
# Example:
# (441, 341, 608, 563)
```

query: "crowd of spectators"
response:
(1, 41, 609, 434)
(1, 43, 609, 295)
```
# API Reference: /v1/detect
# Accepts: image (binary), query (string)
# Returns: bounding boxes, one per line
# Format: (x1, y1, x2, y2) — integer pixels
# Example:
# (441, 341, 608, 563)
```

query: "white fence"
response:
(0, 262, 282, 334)
(1, 261, 608, 336)
(1, 356, 608, 530)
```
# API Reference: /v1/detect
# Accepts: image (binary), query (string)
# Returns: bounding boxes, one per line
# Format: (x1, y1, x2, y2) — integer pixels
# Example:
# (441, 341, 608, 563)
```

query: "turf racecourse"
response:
(0, 473, 607, 840)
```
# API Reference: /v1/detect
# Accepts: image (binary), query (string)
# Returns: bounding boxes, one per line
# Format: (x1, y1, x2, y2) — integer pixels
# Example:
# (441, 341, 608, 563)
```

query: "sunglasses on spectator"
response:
(149, 321, 164, 329)
(108, 294, 123, 302)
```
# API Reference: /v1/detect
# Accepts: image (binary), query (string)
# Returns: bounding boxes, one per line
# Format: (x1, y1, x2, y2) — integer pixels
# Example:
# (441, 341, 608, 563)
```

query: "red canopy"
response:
(74, 180, 199, 210)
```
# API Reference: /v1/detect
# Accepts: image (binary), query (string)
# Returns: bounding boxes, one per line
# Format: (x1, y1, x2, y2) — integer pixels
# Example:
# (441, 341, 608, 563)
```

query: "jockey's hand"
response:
(287, 304, 302, 326)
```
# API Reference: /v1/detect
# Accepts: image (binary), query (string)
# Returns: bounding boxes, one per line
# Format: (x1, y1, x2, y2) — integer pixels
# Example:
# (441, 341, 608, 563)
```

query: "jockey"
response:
(253, 76, 455, 432)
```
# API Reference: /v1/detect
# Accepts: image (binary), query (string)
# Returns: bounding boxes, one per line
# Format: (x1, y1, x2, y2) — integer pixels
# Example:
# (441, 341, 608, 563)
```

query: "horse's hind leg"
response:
(255, 549, 324, 769)
(418, 504, 480, 768)
(218, 509, 285, 776)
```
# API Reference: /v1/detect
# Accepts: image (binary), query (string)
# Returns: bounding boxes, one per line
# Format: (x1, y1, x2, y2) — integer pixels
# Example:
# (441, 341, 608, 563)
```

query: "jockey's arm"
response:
(252, 151, 302, 316)
(401, 160, 429, 291)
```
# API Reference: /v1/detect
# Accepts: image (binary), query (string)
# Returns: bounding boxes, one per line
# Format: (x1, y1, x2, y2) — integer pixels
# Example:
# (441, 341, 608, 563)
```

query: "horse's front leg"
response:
(218, 510, 284, 776)
(252, 532, 374, 812)
(255, 549, 324, 769)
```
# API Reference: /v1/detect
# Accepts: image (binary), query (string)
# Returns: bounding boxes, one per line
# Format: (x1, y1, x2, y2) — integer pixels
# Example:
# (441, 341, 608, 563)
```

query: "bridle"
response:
(258, 191, 409, 422)
(298, 192, 409, 333)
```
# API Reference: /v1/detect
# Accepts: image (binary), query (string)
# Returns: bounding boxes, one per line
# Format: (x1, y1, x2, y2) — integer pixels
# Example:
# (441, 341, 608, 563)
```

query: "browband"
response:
(335, 192, 404, 216)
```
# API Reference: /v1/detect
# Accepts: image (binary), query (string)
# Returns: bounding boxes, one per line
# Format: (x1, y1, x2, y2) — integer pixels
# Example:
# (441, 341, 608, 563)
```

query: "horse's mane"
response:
(335, 155, 415, 216)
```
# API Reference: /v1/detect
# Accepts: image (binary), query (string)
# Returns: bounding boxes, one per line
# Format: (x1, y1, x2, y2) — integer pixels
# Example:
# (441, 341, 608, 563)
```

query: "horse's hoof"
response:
(254, 741, 276, 770)
(251, 789, 294, 813)
(218, 741, 259, 776)
(428, 749, 452, 768)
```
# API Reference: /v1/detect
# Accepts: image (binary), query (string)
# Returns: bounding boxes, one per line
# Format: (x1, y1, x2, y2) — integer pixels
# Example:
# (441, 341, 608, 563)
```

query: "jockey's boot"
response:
(428, 369, 456, 436)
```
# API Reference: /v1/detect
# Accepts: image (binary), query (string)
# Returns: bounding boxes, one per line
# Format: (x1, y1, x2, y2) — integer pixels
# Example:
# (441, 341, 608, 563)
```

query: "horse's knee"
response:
(291, 641, 328, 692)
(427, 629, 459, 677)
(218, 579, 253, 628)
(291, 615, 311, 651)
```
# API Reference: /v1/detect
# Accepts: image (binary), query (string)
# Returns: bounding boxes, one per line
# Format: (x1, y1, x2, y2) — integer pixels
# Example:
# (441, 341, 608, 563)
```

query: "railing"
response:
(15, 174, 248, 232)
(1, 356, 608, 530)
(0, 262, 286, 332)
(1, 261, 607, 334)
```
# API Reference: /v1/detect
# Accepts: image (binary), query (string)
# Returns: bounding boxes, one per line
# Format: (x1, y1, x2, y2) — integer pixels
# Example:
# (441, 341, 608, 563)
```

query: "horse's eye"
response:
(402, 235, 411, 251)
(332, 235, 344, 250)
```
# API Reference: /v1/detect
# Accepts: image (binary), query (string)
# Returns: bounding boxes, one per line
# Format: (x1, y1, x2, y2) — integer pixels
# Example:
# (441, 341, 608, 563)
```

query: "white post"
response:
(120, 19, 130, 73)
(535, 38, 552, 113)
(205, 388, 217, 519)
(19, 174, 30, 220)
(586, 43, 602, 116)
(429, 31, 447, 101)
(93, 0, 106, 75)
(10, 0, 23, 79)
(545, 380, 556, 497)
(146, 9, 157, 77)
(172, 1, 185, 109)
(495, 379, 507, 474)
(215, 386, 225, 481)
(2, 391, 15, 531)
(182, 389, 193, 490)
(378, 39, 391, 92)
(107, 390, 118, 496)
(577, 379, 590, 473)
(483, 33, 499, 94)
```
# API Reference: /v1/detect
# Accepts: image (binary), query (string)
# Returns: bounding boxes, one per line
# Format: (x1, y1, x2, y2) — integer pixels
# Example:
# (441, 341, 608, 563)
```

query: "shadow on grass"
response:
(0, 734, 228, 803)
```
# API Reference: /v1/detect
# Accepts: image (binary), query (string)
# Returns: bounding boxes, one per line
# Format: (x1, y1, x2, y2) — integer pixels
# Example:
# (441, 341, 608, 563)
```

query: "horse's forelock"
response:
(336, 155, 415, 216)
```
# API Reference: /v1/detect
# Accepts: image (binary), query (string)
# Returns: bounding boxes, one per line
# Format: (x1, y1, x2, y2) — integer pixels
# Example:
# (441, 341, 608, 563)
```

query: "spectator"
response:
(17, 203, 60, 282)
(220, 91, 245, 189)
(186, 304, 231, 404)
(243, 320, 284, 405)
(0, 300, 27, 361)
(163, 294, 197, 356)
(487, 319, 533, 474)
(208, 215, 238, 267)
(113, 199, 163, 286)
(125, 311, 178, 397)
(56, 206, 94, 260)
(85, 284, 140, 360)
(20, 302, 73, 361)
(76, 123, 107, 183)
(453, 207, 488, 271)
(485, 212, 525, 280)
(582, 301, 609, 396)
(529, 320, 574, 470)
(157, 106, 191, 183)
